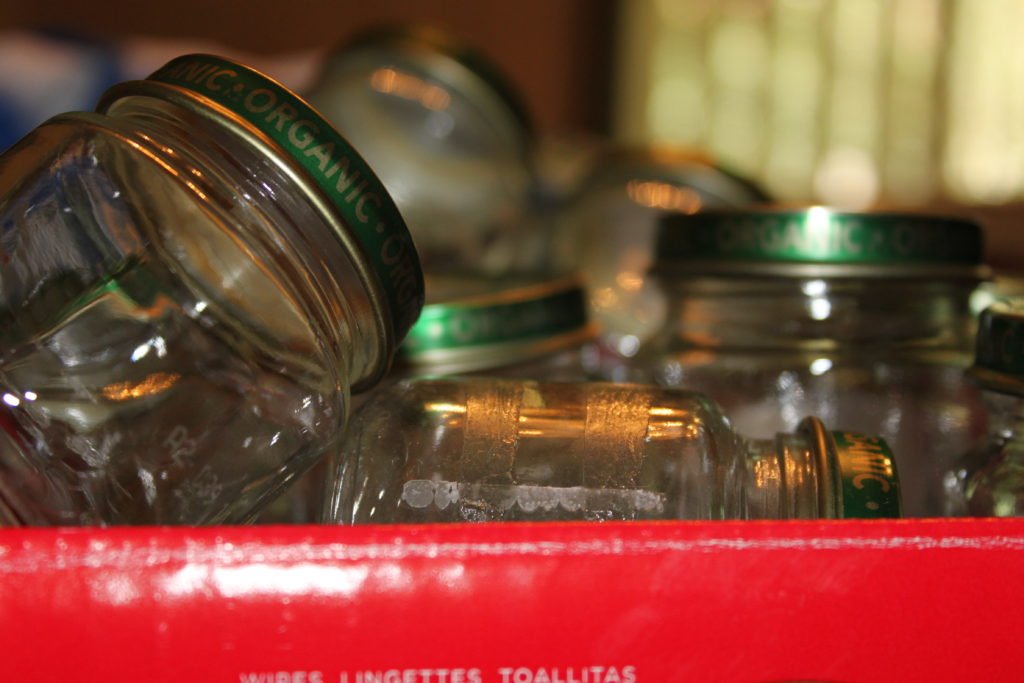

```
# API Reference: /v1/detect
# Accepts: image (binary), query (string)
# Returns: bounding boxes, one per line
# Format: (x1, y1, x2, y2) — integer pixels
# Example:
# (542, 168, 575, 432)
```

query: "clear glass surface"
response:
(324, 378, 835, 524)
(480, 346, 591, 381)
(946, 390, 1024, 517)
(0, 99, 373, 525)
(308, 49, 534, 272)
(258, 341, 594, 524)
(634, 276, 984, 517)
(550, 161, 767, 375)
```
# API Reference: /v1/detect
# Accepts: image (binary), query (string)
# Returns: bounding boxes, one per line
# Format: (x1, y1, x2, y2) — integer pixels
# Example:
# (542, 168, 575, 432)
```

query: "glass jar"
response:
(401, 274, 595, 378)
(256, 274, 593, 523)
(323, 377, 900, 523)
(947, 300, 1024, 516)
(636, 208, 987, 517)
(549, 147, 771, 379)
(305, 26, 535, 272)
(0, 54, 424, 525)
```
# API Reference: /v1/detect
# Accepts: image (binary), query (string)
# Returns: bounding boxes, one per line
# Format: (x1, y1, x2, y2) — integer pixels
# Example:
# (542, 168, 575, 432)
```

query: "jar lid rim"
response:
(403, 275, 591, 360)
(825, 427, 902, 519)
(656, 208, 984, 271)
(125, 54, 425, 356)
(805, 419, 901, 519)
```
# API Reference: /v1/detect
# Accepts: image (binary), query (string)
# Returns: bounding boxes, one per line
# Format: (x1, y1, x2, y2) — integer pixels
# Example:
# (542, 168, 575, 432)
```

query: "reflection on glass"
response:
(100, 372, 181, 401)
(626, 180, 703, 212)
(369, 67, 452, 111)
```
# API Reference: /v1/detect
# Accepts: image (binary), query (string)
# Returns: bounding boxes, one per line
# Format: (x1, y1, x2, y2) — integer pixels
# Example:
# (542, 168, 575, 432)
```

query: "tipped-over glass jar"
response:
(323, 378, 900, 523)
(549, 147, 770, 379)
(255, 275, 594, 523)
(634, 208, 987, 517)
(0, 54, 424, 525)
(305, 26, 535, 272)
(947, 300, 1024, 516)
(401, 274, 596, 378)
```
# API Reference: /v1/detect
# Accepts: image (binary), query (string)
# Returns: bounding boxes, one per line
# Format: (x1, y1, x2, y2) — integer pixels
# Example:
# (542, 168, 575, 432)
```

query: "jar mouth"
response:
(96, 79, 397, 391)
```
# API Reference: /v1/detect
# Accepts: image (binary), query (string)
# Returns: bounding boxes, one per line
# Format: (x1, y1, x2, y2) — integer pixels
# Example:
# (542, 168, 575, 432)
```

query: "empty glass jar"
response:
(305, 26, 535, 272)
(324, 377, 900, 523)
(947, 300, 1024, 516)
(258, 275, 593, 524)
(635, 208, 987, 517)
(0, 54, 424, 525)
(549, 147, 770, 379)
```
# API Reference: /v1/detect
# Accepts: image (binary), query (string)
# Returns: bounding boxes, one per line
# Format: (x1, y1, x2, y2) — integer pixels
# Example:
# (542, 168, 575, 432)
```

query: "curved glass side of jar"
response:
(549, 149, 770, 378)
(0, 92, 381, 524)
(269, 338, 595, 525)
(945, 390, 1024, 516)
(635, 276, 984, 518)
(306, 38, 534, 273)
(257, 278, 594, 524)
(323, 378, 900, 524)
(946, 299, 1024, 516)
(479, 346, 591, 380)
(392, 344, 592, 384)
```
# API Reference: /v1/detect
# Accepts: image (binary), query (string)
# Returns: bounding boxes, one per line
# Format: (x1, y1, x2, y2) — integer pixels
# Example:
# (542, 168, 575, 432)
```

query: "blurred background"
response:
(3, 0, 1023, 265)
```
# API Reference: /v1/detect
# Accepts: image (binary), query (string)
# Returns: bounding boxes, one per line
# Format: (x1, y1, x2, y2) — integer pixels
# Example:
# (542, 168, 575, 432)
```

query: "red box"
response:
(2, 519, 1022, 682)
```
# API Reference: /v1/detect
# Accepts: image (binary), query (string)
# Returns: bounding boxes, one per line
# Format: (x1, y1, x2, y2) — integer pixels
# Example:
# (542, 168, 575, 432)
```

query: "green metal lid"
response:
(655, 208, 985, 278)
(403, 275, 593, 372)
(971, 299, 1024, 396)
(830, 430, 901, 519)
(132, 54, 426, 357)
(324, 25, 532, 139)
(800, 418, 901, 519)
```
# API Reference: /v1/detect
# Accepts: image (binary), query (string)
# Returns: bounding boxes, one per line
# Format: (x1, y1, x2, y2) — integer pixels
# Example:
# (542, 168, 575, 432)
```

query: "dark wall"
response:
(6, 0, 618, 134)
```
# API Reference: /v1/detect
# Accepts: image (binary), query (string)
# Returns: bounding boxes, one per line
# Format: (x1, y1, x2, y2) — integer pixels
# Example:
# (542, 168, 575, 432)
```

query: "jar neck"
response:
(658, 275, 976, 354)
(740, 429, 833, 519)
(101, 94, 382, 390)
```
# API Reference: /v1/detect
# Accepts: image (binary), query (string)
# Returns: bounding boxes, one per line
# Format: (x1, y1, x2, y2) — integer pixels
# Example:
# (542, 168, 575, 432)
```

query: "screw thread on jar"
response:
(740, 429, 830, 519)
